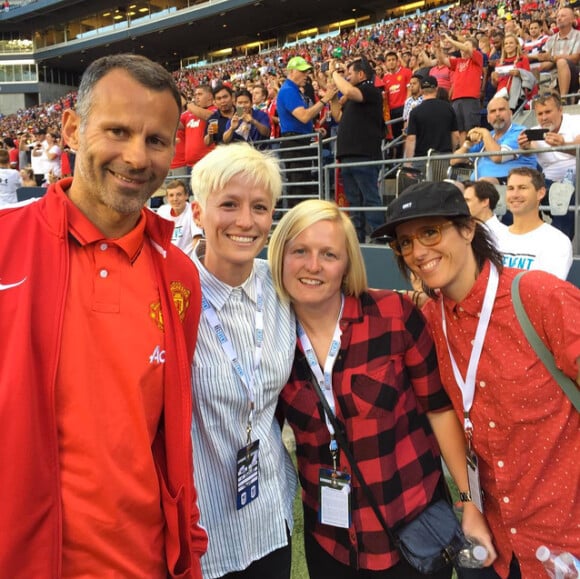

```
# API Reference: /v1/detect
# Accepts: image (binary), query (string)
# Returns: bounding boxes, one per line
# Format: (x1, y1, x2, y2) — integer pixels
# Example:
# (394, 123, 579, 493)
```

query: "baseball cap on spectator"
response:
(287, 57, 312, 71)
(420, 75, 438, 89)
(371, 181, 470, 239)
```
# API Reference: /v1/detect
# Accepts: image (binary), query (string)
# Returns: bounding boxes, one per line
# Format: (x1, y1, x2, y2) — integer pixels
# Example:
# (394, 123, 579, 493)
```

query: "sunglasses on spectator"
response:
(389, 222, 455, 256)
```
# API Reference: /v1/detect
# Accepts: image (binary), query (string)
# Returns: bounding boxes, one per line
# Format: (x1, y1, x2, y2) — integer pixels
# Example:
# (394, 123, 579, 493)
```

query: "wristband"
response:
(459, 491, 472, 502)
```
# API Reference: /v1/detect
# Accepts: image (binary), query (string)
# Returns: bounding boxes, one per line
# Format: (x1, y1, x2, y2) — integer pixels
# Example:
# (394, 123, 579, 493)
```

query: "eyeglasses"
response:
(389, 222, 454, 256)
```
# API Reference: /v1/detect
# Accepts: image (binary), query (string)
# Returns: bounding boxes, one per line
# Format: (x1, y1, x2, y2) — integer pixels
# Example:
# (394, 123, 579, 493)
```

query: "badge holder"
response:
(236, 420, 260, 510)
(318, 438, 351, 529)
(465, 421, 484, 513)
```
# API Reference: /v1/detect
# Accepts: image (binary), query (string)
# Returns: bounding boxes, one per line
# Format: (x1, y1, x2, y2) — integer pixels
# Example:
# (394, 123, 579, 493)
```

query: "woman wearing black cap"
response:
(379, 181, 580, 579)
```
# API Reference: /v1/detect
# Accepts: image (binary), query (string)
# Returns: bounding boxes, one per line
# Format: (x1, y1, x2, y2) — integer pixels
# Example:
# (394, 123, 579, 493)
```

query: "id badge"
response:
(467, 449, 484, 513)
(318, 468, 351, 529)
(236, 440, 259, 510)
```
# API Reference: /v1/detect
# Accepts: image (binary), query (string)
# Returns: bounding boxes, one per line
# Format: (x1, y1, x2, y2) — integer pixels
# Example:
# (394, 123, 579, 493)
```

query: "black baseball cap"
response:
(371, 181, 470, 239)
(421, 75, 438, 89)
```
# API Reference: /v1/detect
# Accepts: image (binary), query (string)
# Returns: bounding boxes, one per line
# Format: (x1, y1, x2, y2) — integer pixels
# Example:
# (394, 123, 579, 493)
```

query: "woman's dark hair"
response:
(393, 216, 504, 298)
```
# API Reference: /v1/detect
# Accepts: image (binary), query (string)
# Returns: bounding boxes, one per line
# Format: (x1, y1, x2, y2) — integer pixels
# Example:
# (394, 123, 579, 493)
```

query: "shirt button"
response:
(480, 381, 486, 388)
(497, 460, 504, 468)
(503, 496, 510, 503)
(459, 306, 464, 312)
(470, 339, 475, 346)
(489, 421, 496, 428)
(99, 242, 108, 251)
(510, 528, 517, 534)
(99, 269, 108, 279)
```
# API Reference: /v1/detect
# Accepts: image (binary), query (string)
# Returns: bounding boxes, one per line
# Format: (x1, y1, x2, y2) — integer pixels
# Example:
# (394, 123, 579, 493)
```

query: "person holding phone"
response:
(223, 89, 271, 145)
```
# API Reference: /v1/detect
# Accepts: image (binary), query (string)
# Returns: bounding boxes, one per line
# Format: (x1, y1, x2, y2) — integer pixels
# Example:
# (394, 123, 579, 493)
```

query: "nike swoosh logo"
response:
(0, 277, 27, 291)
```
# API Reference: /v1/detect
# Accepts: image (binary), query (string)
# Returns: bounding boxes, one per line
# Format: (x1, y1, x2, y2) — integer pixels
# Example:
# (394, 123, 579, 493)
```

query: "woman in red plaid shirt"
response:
(268, 199, 494, 578)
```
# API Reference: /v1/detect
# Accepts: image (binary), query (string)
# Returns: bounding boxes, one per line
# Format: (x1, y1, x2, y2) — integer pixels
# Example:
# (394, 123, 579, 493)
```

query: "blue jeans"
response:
(340, 162, 384, 242)
(456, 555, 521, 579)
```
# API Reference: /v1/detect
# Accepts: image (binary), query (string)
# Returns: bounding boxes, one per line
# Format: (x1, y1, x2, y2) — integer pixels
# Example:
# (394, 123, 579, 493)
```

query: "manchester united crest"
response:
(150, 281, 191, 331)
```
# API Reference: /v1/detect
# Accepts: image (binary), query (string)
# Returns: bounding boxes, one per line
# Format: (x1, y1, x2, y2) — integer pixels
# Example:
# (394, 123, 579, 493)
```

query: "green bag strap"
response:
(511, 271, 580, 412)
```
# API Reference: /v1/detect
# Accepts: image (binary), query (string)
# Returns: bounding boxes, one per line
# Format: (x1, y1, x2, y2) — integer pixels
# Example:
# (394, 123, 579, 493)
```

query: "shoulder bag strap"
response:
(511, 271, 580, 412)
(308, 374, 399, 545)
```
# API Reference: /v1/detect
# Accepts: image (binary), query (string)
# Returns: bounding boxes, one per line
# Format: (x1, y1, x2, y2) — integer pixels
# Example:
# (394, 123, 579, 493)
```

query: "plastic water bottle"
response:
(563, 168, 575, 188)
(456, 538, 488, 568)
(536, 545, 580, 578)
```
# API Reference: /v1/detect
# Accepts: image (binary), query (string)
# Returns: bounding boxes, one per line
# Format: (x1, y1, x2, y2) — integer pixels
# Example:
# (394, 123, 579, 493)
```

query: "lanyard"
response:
(440, 264, 499, 438)
(297, 295, 344, 468)
(202, 276, 264, 442)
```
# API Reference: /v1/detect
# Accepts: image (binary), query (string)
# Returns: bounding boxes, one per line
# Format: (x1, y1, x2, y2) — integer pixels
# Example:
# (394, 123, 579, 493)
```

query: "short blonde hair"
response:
(268, 199, 368, 303)
(190, 143, 282, 208)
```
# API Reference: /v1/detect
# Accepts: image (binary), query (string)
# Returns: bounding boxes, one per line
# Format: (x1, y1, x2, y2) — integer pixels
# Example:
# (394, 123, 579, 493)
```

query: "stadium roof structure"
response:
(0, 0, 395, 73)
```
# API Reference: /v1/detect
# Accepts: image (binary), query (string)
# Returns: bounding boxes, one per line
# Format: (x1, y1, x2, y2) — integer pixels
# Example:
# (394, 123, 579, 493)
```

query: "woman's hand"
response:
(461, 503, 498, 567)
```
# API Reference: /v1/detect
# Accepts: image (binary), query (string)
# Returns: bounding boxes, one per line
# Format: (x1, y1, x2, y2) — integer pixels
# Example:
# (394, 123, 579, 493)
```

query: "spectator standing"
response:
(382, 51, 412, 147)
(0, 147, 22, 206)
(452, 96, 537, 183)
(517, 90, 580, 239)
(437, 35, 485, 142)
(204, 84, 236, 146)
(44, 131, 62, 182)
(329, 58, 384, 242)
(0, 53, 207, 578)
(501, 167, 572, 279)
(183, 84, 216, 170)
(380, 181, 580, 579)
(30, 128, 48, 186)
(223, 88, 271, 144)
(277, 56, 336, 207)
(402, 73, 424, 126)
(404, 75, 459, 166)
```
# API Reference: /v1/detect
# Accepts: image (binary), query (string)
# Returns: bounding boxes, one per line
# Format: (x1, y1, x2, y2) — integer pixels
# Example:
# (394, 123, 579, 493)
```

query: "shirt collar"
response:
(442, 260, 491, 317)
(192, 240, 258, 311)
(58, 179, 145, 262)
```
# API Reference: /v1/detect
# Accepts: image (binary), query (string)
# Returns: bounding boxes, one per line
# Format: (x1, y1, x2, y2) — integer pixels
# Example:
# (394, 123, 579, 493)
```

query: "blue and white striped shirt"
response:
(191, 249, 297, 578)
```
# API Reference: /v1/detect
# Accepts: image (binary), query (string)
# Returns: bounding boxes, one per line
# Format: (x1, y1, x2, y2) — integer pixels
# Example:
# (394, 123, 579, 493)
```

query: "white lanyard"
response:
(201, 276, 264, 432)
(296, 295, 344, 438)
(440, 264, 499, 434)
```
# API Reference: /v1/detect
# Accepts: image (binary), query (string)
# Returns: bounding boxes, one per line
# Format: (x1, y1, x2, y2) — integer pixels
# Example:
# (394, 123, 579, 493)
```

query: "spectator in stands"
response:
(277, 56, 336, 207)
(0, 147, 22, 206)
(204, 84, 235, 146)
(523, 19, 550, 72)
(380, 180, 580, 579)
(462, 179, 508, 242)
(382, 50, 412, 147)
(223, 88, 271, 144)
(268, 199, 493, 579)
(183, 84, 216, 170)
(329, 57, 384, 242)
(501, 167, 573, 279)
(402, 73, 424, 126)
(252, 84, 268, 111)
(168, 93, 188, 177)
(156, 179, 202, 257)
(517, 90, 580, 239)
(0, 53, 207, 578)
(452, 96, 537, 184)
(404, 75, 460, 167)
(189, 143, 297, 579)
(44, 131, 61, 183)
(437, 34, 485, 142)
(19, 166, 36, 187)
(30, 128, 48, 186)
(489, 34, 535, 110)
(535, 6, 580, 100)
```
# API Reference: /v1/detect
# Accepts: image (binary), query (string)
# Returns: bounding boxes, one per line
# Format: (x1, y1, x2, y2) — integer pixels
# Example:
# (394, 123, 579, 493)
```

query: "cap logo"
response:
(402, 202, 413, 210)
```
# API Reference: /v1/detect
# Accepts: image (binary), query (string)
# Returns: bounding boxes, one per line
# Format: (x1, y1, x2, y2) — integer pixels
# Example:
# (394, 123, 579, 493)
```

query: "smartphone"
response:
(525, 128, 549, 141)
(321, 61, 330, 73)
(235, 105, 245, 117)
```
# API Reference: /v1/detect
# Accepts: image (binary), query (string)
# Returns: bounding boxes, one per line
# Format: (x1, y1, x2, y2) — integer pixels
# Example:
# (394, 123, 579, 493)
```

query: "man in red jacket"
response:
(0, 54, 207, 578)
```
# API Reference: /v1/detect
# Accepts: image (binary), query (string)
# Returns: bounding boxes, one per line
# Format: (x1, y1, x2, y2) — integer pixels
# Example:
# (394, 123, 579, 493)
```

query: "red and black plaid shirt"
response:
(279, 290, 452, 571)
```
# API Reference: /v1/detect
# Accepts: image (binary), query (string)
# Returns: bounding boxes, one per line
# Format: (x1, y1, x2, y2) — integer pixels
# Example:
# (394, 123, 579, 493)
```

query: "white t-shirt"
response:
(485, 214, 509, 248)
(0, 167, 22, 206)
(156, 201, 203, 258)
(532, 114, 580, 181)
(501, 222, 573, 280)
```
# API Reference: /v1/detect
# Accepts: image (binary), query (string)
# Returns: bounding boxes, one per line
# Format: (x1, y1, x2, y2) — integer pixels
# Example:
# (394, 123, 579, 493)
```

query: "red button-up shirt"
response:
(423, 262, 580, 578)
(279, 290, 452, 571)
